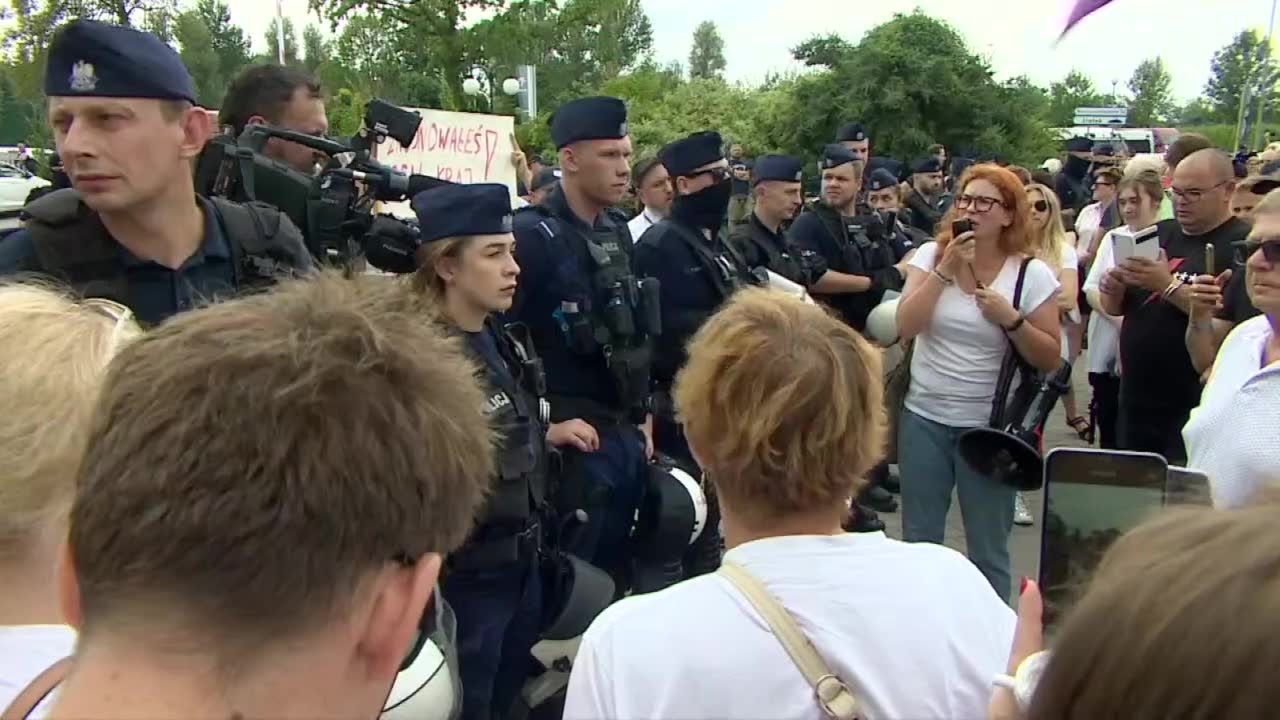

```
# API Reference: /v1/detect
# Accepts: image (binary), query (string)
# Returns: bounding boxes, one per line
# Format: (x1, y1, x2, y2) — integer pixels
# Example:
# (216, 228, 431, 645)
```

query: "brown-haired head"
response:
(672, 287, 885, 526)
(68, 270, 495, 657)
(1117, 169, 1165, 206)
(1029, 495, 1280, 719)
(1164, 132, 1215, 173)
(412, 236, 470, 301)
(936, 163, 1032, 257)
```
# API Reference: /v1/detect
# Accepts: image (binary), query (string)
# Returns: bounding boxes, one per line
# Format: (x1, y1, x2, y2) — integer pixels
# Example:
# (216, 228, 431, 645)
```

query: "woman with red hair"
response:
(895, 164, 1062, 601)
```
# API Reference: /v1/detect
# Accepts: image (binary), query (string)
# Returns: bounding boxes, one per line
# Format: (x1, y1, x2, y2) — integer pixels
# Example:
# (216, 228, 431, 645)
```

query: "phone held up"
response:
(951, 218, 973, 238)
(1037, 447, 1168, 632)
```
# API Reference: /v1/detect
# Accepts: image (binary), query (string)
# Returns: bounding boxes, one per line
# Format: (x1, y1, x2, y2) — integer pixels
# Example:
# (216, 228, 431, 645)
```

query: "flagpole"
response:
(276, 0, 286, 64)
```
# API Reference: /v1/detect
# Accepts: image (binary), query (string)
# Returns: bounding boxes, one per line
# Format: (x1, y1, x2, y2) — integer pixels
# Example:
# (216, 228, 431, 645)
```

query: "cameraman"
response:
(0, 20, 312, 326)
(218, 64, 329, 175)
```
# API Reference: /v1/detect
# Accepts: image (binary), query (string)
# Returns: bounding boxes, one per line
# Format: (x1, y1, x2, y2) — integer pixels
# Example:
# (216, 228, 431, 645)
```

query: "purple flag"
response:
(1061, 0, 1117, 37)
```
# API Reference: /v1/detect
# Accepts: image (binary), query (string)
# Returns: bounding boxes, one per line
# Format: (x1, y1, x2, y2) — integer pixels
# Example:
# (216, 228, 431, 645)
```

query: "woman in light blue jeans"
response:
(895, 164, 1063, 601)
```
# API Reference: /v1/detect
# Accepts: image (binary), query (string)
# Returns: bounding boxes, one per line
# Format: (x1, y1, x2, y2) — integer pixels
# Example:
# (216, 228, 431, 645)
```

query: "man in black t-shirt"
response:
(1100, 149, 1247, 464)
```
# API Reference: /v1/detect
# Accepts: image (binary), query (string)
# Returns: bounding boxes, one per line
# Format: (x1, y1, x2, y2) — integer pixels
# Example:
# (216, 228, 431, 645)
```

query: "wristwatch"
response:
(1002, 314, 1026, 333)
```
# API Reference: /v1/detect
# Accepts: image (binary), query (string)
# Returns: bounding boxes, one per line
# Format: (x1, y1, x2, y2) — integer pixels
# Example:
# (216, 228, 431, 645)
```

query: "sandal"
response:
(1067, 415, 1094, 444)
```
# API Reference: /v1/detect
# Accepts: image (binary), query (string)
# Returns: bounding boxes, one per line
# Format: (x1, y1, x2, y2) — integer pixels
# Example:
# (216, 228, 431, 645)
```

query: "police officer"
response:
(0, 20, 312, 326)
(728, 153, 825, 286)
(837, 121, 871, 163)
(412, 182, 598, 720)
(634, 130, 760, 470)
(903, 156, 949, 235)
(508, 96, 656, 585)
(865, 167, 928, 254)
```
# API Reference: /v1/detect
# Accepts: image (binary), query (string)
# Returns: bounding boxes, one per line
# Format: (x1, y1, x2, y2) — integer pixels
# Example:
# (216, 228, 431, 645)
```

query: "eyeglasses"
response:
(1234, 238, 1280, 265)
(1031, 199, 1049, 213)
(1171, 180, 1230, 204)
(954, 194, 1005, 212)
(686, 166, 731, 182)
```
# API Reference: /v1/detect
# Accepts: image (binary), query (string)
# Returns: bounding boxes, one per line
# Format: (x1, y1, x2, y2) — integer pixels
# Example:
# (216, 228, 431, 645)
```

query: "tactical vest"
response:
(665, 220, 763, 302)
(520, 205, 659, 424)
(812, 202, 896, 274)
(20, 189, 311, 316)
(471, 319, 549, 529)
(730, 218, 805, 286)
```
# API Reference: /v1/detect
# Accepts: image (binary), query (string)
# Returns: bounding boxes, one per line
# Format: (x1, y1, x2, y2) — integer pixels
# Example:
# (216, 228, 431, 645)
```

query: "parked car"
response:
(0, 162, 50, 235)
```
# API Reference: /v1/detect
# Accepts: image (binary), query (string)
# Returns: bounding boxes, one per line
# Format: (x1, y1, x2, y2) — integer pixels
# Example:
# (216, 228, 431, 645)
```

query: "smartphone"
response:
(1204, 244, 1216, 276)
(1038, 448, 1168, 631)
(951, 219, 973, 237)
(1167, 466, 1212, 507)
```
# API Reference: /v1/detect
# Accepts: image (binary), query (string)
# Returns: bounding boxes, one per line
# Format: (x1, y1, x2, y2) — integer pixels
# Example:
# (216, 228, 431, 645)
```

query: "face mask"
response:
(672, 178, 732, 231)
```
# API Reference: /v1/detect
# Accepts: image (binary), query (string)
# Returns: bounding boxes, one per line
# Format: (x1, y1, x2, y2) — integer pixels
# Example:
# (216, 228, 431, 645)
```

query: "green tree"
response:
(1126, 57, 1176, 126)
(265, 16, 300, 66)
(1047, 69, 1109, 126)
(192, 0, 251, 84)
(687, 20, 725, 80)
(790, 34, 853, 68)
(174, 9, 223, 106)
(1178, 97, 1217, 125)
(1204, 29, 1279, 123)
(302, 24, 328, 74)
(311, 0, 506, 111)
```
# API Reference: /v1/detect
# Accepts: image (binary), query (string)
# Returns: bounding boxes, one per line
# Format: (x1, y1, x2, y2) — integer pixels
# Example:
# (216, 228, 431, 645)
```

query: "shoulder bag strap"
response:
(718, 562, 861, 720)
(989, 257, 1036, 427)
(1, 657, 72, 720)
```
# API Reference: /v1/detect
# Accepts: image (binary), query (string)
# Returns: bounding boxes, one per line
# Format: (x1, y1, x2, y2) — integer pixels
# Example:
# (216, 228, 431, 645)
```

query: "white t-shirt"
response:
(564, 533, 1014, 720)
(1082, 231, 1124, 375)
(0, 624, 76, 719)
(627, 210, 662, 242)
(904, 242, 1060, 427)
(1184, 315, 1280, 508)
(1074, 203, 1103, 255)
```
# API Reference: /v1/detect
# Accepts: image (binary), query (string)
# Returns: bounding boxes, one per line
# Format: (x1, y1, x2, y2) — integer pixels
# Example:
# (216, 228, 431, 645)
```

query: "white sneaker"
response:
(1014, 493, 1034, 526)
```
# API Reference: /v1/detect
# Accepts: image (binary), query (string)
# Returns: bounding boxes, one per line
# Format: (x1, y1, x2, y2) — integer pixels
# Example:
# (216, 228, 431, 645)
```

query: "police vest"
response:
(811, 202, 896, 274)
(470, 318, 549, 530)
(517, 204, 658, 424)
(730, 218, 805, 286)
(20, 189, 310, 313)
(665, 219, 762, 302)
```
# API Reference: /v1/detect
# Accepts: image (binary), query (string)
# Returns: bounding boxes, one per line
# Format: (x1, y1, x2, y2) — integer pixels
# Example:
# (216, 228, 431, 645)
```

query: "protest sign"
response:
(372, 108, 518, 218)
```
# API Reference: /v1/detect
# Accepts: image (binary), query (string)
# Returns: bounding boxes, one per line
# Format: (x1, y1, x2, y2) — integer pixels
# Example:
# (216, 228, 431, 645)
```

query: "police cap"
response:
(549, 96, 628, 150)
(911, 157, 943, 174)
(660, 131, 724, 177)
(1065, 136, 1093, 153)
(836, 122, 868, 143)
(865, 168, 899, 192)
(412, 183, 514, 245)
(819, 144, 859, 170)
(753, 154, 803, 184)
(45, 19, 197, 104)
(530, 166, 562, 192)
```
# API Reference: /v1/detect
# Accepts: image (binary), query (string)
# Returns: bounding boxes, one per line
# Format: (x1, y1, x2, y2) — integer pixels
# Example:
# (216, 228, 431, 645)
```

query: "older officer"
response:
(508, 96, 657, 584)
(728, 154, 825, 286)
(0, 19, 312, 326)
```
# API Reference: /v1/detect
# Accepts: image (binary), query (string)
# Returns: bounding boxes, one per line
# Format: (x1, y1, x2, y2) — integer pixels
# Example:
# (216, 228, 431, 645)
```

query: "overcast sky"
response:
(231, 0, 1273, 104)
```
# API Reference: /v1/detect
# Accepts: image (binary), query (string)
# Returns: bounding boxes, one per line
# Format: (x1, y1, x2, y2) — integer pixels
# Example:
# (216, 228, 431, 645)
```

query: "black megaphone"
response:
(958, 362, 1074, 491)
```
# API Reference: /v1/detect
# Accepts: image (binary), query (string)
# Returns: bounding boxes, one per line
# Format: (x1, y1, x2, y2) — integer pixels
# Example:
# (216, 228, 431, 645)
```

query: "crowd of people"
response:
(2, 15, 1280, 720)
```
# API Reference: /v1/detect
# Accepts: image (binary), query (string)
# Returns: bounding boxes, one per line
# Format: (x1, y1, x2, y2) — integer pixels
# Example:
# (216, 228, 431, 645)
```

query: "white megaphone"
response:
(865, 292, 901, 347)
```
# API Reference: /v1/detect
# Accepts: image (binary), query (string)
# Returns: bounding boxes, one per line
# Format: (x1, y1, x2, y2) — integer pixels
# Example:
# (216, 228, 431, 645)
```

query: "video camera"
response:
(195, 98, 448, 272)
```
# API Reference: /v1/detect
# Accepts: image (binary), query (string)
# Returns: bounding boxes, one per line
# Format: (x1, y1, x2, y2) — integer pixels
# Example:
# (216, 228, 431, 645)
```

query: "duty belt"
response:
(449, 522, 541, 571)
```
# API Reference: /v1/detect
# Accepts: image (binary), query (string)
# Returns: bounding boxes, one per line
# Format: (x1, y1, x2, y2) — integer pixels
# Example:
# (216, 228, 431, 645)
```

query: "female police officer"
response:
(410, 183, 598, 720)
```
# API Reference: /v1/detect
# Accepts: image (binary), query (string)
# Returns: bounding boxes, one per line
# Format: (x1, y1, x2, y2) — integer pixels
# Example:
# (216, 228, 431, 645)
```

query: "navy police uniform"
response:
(414, 184, 546, 720)
(728, 154, 826, 286)
(634, 131, 761, 466)
(507, 96, 655, 582)
(790, 145, 912, 332)
(0, 19, 312, 326)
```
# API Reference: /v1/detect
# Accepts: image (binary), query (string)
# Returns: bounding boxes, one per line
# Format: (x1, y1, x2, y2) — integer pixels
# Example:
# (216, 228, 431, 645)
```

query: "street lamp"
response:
(462, 67, 521, 111)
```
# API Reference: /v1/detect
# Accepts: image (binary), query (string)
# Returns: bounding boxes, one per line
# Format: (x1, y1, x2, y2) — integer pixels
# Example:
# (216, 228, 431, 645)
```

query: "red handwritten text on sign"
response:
(378, 120, 500, 182)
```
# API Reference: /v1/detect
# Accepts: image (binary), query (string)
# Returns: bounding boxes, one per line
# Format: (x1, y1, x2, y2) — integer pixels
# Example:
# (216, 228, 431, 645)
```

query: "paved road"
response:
(878, 359, 1092, 589)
